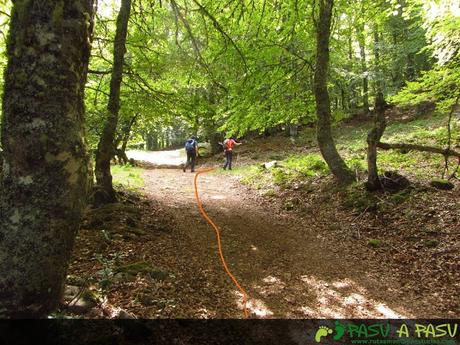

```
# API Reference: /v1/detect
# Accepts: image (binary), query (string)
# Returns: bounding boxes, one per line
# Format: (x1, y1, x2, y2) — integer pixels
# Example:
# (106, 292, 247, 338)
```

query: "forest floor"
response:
(66, 108, 459, 319)
(66, 168, 458, 319)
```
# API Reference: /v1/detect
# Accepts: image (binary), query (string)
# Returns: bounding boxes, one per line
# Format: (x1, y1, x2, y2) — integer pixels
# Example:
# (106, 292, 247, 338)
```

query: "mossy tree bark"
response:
(314, 0, 354, 185)
(0, 0, 95, 318)
(95, 0, 131, 202)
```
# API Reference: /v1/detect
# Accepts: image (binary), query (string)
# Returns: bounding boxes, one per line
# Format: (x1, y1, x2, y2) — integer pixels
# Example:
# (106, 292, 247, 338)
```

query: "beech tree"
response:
(0, 1, 95, 317)
(95, 0, 131, 203)
(314, 0, 354, 184)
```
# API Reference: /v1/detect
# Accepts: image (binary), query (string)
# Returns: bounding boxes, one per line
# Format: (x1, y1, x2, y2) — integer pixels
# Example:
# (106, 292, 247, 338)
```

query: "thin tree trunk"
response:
(356, 25, 369, 113)
(119, 113, 138, 163)
(314, 0, 354, 184)
(159, 132, 165, 149)
(366, 93, 387, 190)
(95, 0, 131, 202)
(204, 119, 222, 154)
(391, 31, 403, 89)
(114, 113, 138, 164)
(373, 27, 384, 95)
(406, 52, 416, 81)
(341, 88, 347, 111)
(145, 131, 154, 150)
(0, 0, 95, 318)
(348, 33, 357, 111)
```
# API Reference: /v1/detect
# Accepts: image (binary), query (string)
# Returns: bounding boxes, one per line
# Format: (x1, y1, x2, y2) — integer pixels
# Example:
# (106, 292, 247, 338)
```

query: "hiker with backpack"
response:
(183, 136, 198, 173)
(222, 137, 242, 170)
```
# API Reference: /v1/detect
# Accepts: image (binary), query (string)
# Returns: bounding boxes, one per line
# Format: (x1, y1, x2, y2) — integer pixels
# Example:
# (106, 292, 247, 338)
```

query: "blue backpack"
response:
(185, 139, 196, 152)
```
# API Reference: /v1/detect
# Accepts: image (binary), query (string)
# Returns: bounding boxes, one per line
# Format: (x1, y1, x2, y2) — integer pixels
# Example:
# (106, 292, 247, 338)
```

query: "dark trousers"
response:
(223, 150, 233, 170)
(184, 151, 196, 171)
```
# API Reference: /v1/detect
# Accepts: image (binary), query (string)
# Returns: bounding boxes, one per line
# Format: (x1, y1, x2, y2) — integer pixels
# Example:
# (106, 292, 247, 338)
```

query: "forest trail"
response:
(127, 149, 184, 168)
(140, 168, 411, 318)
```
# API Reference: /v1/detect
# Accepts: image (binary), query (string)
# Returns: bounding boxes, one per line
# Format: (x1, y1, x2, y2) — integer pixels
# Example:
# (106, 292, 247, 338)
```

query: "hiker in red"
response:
(222, 137, 241, 170)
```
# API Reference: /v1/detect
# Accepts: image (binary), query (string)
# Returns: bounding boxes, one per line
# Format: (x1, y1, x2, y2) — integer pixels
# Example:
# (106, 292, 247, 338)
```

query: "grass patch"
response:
(346, 155, 367, 173)
(215, 165, 273, 190)
(112, 164, 145, 189)
(239, 166, 273, 190)
(368, 239, 382, 248)
(341, 184, 379, 212)
(283, 154, 329, 177)
(378, 150, 418, 170)
(233, 154, 330, 189)
(388, 190, 412, 205)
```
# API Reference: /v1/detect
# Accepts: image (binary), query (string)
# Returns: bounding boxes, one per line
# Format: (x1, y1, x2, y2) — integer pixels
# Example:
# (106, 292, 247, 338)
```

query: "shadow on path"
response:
(141, 169, 411, 318)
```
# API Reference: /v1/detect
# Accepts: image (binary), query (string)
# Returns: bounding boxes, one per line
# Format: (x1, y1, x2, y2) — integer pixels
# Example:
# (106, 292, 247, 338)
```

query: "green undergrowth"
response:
(233, 153, 330, 189)
(229, 111, 458, 190)
(112, 164, 145, 190)
(337, 111, 456, 178)
(340, 182, 414, 213)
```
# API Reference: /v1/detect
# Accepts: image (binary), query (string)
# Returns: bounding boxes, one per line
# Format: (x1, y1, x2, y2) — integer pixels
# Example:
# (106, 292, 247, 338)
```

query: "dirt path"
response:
(126, 149, 184, 168)
(139, 168, 412, 318)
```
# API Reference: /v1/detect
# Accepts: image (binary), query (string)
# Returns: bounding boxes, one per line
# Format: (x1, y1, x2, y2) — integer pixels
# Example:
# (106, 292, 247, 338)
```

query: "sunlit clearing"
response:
(376, 304, 404, 318)
(210, 195, 226, 200)
(127, 149, 184, 166)
(254, 275, 286, 297)
(333, 281, 351, 289)
(299, 276, 410, 318)
(234, 291, 274, 318)
(262, 275, 282, 284)
(196, 307, 215, 319)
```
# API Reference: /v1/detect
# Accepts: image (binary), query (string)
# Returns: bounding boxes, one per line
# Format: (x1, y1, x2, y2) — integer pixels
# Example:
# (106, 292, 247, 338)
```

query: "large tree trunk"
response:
(95, 0, 131, 202)
(0, 0, 94, 318)
(314, 0, 354, 185)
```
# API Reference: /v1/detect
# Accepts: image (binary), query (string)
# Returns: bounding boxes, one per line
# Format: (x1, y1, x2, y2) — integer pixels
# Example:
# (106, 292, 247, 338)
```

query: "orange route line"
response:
(193, 168, 249, 318)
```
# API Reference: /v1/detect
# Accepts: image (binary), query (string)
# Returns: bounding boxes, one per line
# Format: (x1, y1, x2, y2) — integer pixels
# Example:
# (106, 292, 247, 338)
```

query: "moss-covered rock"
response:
(425, 239, 439, 248)
(126, 228, 147, 236)
(430, 179, 454, 190)
(368, 239, 382, 247)
(116, 261, 153, 274)
(380, 171, 411, 192)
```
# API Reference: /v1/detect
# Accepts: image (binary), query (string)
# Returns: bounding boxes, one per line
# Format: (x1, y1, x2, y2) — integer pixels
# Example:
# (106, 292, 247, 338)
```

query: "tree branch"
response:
(88, 69, 112, 75)
(377, 142, 460, 158)
(191, 0, 249, 72)
(444, 94, 460, 176)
